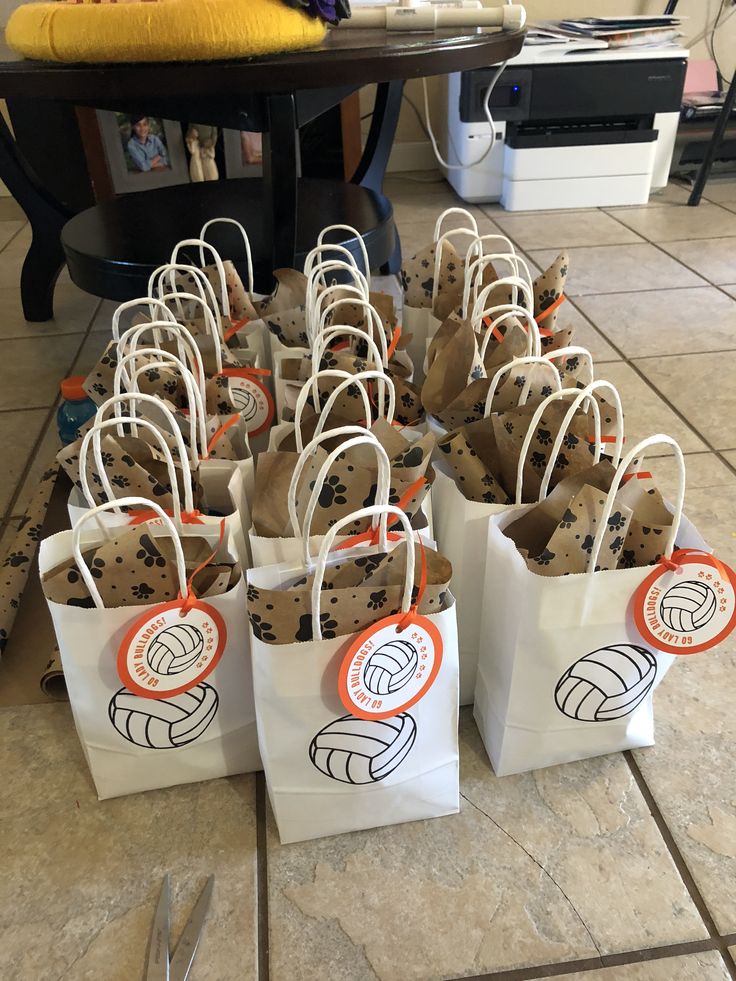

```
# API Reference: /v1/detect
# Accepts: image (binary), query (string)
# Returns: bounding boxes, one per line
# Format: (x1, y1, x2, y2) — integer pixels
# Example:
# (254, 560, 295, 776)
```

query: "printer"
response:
(442, 44, 688, 209)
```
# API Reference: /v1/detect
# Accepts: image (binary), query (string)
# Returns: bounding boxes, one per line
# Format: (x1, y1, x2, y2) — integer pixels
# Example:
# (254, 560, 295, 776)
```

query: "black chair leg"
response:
(20, 222, 66, 322)
(689, 71, 736, 207)
(379, 225, 402, 276)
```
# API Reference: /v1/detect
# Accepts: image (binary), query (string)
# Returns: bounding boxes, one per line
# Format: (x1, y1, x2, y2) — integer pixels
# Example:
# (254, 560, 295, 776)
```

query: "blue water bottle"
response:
(57, 376, 97, 445)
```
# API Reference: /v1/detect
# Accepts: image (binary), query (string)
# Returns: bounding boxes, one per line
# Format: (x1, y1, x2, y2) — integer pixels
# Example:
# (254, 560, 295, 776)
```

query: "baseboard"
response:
(387, 140, 436, 173)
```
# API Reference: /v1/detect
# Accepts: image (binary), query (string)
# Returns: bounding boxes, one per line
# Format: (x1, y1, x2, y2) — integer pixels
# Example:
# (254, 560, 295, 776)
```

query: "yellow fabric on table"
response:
(6, 0, 326, 63)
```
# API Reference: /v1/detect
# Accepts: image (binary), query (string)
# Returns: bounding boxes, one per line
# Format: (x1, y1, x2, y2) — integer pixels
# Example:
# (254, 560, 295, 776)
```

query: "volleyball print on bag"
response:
(555, 645, 657, 723)
(660, 580, 717, 632)
(146, 624, 204, 676)
(108, 683, 219, 749)
(309, 713, 417, 784)
(363, 639, 419, 696)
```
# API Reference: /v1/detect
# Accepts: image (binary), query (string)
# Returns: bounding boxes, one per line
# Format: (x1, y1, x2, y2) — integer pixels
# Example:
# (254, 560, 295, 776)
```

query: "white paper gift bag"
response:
(433, 354, 600, 704)
(248, 504, 460, 843)
(39, 499, 261, 800)
(474, 434, 711, 777)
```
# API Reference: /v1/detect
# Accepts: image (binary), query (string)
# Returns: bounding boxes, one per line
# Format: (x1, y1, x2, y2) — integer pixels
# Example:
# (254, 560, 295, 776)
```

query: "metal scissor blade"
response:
(145, 875, 170, 981)
(168, 875, 214, 981)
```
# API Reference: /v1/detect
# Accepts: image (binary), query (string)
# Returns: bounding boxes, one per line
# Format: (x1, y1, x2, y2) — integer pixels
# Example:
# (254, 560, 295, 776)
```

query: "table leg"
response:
(263, 93, 298, 274)
(351, 80, 404, 274)
(0, 112, 71, 322)
(688, 71, 736, 207)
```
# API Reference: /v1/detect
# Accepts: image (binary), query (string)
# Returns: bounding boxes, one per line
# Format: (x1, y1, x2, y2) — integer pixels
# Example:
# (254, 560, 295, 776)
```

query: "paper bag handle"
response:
(117, 320, 208, 395)
(304, 243, 358, 285)
(587, 435, 685, 575)
(111, 297, 177, 342)
(200, 217, 254, 298)
(477, 307, 541, 362)
(515, 380, 624, 504)
(433, 207, 479, 242)
(288, 425, 385, 537)
(312, 327, 384, 375)
(79, 415, 190, 520)
(148, 263, 220, 324)
(431, 226, 481, 306)
(170, 239, 229, 319)
(472, 276, 534, 323)
(114, 348, 208, 462)
(293, 369, 372, 452)
(483, 356, 563, 418)
(317, 224, 370, 283)
(310, 505, 416, 641)
(461, 250, 532, 320)
(317, 298, 388, 366)
(309, 370, 396, 449)
(72, 497, 187, 611)
(298, 433, 392, 565)
(306, 260, 370, 330)
(94, 390, 196, 474)
(159, 289, 225, 355)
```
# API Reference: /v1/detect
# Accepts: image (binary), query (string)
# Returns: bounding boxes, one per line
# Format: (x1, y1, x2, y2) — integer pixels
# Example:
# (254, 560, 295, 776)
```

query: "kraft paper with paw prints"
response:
(41, 526, 240, 609)
(501, 459, 677, 577)
(400, 239, 466, 319)
(251, 422, 436, 538)
(246, 540, 452, 644)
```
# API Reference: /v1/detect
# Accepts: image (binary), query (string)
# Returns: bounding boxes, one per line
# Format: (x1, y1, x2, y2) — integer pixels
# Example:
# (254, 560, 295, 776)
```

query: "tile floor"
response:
(2, 176, 736, 980)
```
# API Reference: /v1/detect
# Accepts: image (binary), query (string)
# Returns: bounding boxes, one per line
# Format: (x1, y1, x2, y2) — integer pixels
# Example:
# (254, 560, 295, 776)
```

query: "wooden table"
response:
(0, 28, 524, 319)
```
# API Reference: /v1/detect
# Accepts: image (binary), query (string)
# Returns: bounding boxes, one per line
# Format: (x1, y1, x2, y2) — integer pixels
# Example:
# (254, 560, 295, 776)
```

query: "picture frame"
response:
(223, 128, 302, 178)
(96, 111, 190, 194)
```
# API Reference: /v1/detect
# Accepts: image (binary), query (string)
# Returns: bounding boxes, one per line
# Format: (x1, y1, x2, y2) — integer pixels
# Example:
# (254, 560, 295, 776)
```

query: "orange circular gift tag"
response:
(338, 612, 443, 720)
(225, 371, 274, 436)
(117, 598, 227, 698)
(633, 551, 736, 655)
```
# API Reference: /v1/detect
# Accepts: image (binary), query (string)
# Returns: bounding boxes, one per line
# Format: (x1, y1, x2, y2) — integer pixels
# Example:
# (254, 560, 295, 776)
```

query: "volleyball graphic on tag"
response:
(108, 683, 219, 749)
(146, 624, 204, 676)
(660, 580, 717, 633)
(229, 380, 259, 423)
(308, 713, 417, 784)
(555, 645, 657, 722)
(363, 639, 418, 696)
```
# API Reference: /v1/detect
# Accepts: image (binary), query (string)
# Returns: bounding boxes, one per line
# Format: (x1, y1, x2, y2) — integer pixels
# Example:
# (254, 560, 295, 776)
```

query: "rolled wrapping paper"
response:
(0, 464, 57, 659)
(39, 647, 68, 701)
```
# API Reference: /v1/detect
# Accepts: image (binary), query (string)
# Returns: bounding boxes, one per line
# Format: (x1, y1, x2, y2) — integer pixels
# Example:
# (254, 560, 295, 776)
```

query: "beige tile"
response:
(529, 245, 706, 297)
(722, 450, 736, 467)
(91, 298, 118, 332)
(634, 513, 736, 933)
(70, 329, 111, 377)
(558, 300, 621, 362)
(632, 352, 735, 452)
(492, 209, 643, 251)
(0, 703, 258, 981)
(266, 713, 706, 981)
(0, 219, 24, 253)
(0, 334, 85, 410)
(537, 951, 731, 981)
(648, 453, 735, 510)
(647, 182, 696, 207)
(0, 409, 49, 516)
(596, 362, 707, 454)
(722, 285, 736, 300)
(384, 171, 450, 199)
(660, 238, 736, 286)
(575, 287, 736, 358)
(0, 284, 99, 339)
(704, 178, 736, 205)
(607, 202, 736, 243)
(0, 198, 25, 221)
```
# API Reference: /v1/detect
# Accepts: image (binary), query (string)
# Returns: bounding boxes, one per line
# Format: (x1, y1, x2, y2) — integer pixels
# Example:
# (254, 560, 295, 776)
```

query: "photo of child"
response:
(117, 114, 170, 173)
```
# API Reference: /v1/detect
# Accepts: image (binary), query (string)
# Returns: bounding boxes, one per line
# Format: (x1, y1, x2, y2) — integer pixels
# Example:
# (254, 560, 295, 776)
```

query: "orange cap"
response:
(60, 376, 88, 401)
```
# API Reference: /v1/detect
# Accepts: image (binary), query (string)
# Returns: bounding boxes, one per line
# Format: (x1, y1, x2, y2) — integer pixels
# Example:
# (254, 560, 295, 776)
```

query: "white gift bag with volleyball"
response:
(433, 353, 598, 705)
(39, 499, 260, 800)
(474, 435, 715, 777)
(248, 504, 459, 843)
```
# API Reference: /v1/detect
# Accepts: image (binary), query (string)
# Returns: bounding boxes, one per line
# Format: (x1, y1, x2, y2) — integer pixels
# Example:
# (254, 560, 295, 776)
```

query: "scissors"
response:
(144, 874, 214, 981)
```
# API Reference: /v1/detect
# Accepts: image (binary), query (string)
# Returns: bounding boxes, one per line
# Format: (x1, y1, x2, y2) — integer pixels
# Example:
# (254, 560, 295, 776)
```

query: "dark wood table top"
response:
(0, 28, 524, 101)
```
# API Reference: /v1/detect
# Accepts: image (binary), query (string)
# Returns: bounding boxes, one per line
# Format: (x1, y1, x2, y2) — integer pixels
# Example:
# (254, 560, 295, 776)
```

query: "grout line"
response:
(458, 937, 725, 981)
(624, 752, 736, 981)
(255, 771, 270, 981)
(0, 221, 28, 257)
